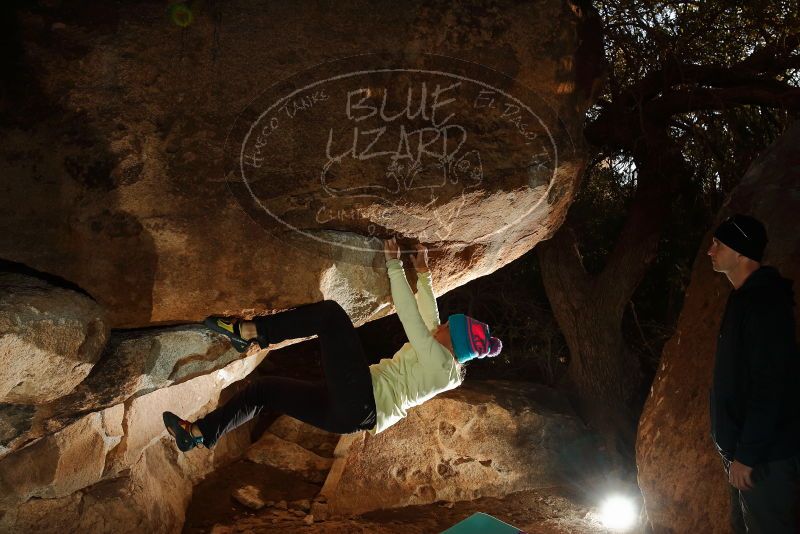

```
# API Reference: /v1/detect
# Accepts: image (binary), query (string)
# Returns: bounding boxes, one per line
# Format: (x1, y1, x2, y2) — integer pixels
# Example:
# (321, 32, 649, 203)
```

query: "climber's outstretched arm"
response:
(410, 244, 440, 331)
(383, 238, 437, 358)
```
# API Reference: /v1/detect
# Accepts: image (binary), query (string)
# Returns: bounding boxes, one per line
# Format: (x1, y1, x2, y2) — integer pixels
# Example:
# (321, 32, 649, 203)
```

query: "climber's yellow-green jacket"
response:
(368, 258, 462, 434)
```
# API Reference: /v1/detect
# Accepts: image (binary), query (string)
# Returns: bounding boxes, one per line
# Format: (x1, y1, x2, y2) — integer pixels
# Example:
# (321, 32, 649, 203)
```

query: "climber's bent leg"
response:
(251, 300, 376, 431)
(195, 376, 331, 448)
(252, 300, 352, 343)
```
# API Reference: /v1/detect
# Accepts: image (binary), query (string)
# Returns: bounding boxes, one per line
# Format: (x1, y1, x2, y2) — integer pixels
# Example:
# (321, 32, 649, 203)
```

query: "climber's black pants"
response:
(196, 300, 377, 447)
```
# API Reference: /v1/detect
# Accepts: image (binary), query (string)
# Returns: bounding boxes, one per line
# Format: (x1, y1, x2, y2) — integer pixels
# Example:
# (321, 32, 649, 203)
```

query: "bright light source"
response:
(599, 494, 637, 530)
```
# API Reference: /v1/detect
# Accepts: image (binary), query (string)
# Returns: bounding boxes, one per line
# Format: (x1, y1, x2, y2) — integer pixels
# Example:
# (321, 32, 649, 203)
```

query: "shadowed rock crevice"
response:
(0, 404, 36, 456)
(0, 259, 96, 302)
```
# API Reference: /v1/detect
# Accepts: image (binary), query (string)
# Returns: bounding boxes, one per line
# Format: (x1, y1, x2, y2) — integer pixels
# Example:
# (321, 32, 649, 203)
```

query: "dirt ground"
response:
(182, 459, 641, 534)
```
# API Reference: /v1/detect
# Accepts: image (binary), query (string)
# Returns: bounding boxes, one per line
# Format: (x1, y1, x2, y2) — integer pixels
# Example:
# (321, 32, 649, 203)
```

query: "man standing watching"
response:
(707, 214, 800, 533)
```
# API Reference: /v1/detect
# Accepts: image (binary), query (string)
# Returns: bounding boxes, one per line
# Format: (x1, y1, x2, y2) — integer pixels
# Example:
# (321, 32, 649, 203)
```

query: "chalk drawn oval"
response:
(224, 53, 565, 260)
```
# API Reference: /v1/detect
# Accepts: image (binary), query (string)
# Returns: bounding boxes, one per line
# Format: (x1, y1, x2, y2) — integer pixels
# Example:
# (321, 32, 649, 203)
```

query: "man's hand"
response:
(410, 244, 429, 272)
(729, 460, 754, 491)
(384, 237, 400, 261)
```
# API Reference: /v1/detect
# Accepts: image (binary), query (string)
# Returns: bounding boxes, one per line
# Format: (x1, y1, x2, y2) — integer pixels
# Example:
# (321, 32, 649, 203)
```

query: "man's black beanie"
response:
(713, 214, 768, 262)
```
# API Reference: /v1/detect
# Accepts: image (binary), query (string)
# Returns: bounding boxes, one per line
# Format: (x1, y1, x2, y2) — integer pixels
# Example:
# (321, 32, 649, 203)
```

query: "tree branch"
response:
(596, 131, 688, 315)
(608, 31, 800, 112)
(586, 73, 800, 150)
(648, 84, 800, 118)
(739, 32, 800, 73)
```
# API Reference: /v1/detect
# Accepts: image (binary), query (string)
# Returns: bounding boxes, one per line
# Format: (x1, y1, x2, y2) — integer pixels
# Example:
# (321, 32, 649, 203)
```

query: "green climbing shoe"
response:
(163, 411, 204, 452)
(203, 316, 250, 353)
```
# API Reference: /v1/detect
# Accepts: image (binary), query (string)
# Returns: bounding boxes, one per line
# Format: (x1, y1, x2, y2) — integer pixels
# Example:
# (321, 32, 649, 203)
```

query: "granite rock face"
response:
(0, 319, 252, 460)
(0, 350, 260, 533)
(319, 380, 590, 517)
(0, 440, 192, 534)
(0, 0, 601, 327)
(0, 266, 272, 531)
(636, 122, 800, 533)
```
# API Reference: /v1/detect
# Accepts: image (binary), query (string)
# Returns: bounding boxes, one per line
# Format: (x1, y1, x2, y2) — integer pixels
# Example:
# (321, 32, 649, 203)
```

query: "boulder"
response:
(267, 415, 340, 457)
(0, 409, 115, 509)
(311, 500, 328, 522)
(233, 485, 266, 511)
(319, 380, 589, 517)
(0, 272, 108, 404)
(0, 441, 191, 534)
(636, 122, 800, 532)
(0, 0, 601, 327)
(107, 357, 259, 475)
(0, 323, 254, 460)
(0, 350, 262, 531)
(245, 432, 334, 484)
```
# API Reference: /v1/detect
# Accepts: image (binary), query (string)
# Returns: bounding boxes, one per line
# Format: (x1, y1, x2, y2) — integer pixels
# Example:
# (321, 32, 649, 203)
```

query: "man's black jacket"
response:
(710, 266, 800, 466)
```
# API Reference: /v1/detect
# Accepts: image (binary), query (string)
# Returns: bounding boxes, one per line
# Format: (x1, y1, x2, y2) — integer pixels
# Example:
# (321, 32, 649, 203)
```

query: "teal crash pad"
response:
(440, 512, 526, 534)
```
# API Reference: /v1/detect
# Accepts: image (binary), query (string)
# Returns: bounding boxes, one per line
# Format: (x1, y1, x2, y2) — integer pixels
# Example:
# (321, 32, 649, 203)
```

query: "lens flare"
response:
(599, 494, 637, 530)
(168, 3, 193, 28)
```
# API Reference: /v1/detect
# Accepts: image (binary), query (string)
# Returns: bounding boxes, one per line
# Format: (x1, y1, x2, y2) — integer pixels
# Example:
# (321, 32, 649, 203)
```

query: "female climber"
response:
(163, 237, 502, 452)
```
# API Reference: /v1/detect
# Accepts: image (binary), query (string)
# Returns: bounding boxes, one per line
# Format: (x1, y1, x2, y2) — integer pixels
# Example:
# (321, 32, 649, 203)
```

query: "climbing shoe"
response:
(203, 316, 250, 353)
(163, 411, 204, 452)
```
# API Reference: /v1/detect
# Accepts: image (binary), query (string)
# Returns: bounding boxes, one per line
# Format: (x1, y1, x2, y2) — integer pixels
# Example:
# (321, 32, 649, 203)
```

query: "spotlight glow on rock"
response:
(599, 494, 637, 530)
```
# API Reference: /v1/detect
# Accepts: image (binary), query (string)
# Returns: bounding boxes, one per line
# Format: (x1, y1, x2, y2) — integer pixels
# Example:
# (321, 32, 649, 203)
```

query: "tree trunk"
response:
(537, 127, 688, 456)
(537, 225, 640, 451)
